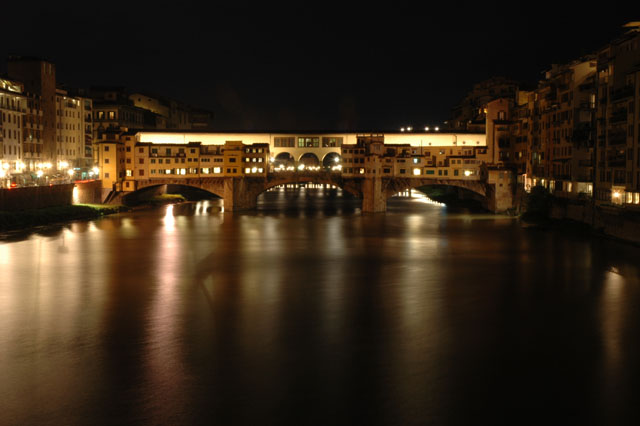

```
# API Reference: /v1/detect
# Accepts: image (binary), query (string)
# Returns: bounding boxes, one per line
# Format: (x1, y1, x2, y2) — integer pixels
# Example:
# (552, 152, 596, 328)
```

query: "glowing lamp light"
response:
(400, 127, 406, 132)
(92, 166, 99, 175)
(612, 191, 621, 199)
(413, 168, 421, 176)
(36, 170, 43, 178)
(60, 161, 69, 169)
(334, 157, 340, 163)
(407, 126, 413, 132)
(297, 164, 305, 171)
(2, 163, 9, 170)
(464, 170, 472, 177)
(68, 169, 75, 177)
(425, 126, 430, 131)
(435, 126, 440, 131)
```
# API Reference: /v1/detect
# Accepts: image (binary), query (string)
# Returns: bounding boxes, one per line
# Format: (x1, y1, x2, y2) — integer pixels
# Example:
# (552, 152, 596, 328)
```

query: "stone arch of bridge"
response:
(321, 152, 342, 167)
(382, 178, 487, 201)
(261, 175, 361, 198)
(274, 152, 294, 165)
(298, 152, 320, 166)
(131, 180, 226, 200)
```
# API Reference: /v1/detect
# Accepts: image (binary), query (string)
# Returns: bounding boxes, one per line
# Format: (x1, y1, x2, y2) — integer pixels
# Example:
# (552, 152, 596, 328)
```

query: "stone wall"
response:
(550, 199, 640, 245)
(0, 184, 74, 211)
(74, 180, 103, 204)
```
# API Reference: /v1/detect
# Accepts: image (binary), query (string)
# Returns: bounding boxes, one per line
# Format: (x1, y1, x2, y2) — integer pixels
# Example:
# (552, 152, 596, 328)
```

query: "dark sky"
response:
(0, 2, 633, 131)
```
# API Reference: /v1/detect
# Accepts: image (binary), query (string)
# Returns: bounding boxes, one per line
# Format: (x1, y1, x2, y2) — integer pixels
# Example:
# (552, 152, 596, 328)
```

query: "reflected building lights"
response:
(163, 205, 175, 230)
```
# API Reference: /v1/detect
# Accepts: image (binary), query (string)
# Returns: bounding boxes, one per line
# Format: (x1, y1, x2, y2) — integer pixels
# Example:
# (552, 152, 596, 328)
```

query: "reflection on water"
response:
(1, 188, 640, 425)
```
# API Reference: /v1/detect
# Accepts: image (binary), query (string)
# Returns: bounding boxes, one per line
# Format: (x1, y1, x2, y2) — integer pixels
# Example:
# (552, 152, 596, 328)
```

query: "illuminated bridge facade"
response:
(96, 131, 514, 212)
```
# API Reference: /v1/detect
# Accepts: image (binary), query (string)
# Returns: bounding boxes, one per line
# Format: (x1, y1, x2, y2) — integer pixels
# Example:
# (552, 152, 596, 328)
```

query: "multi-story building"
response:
(22, 90, 44, 171)
(54, 89, 94, 170)
(90, 87, 152, 141)
(55, 88, 83, 169)
(7, 56, 57, 168)
(96, 130, 271, 192)
(0, 78, 27, 176)
(595, 23, 640, 206)
(518, 58, 597, 197)
(450, 77, 519, 132)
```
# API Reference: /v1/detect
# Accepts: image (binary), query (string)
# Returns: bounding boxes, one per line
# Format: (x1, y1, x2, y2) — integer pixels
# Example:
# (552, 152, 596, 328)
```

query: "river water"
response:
(1, 188, 640, 425)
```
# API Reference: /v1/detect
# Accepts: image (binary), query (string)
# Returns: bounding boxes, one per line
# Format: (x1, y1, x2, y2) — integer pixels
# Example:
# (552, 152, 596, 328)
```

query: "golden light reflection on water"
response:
(2, 193, 640, 425)
(601, 268, 625, 370)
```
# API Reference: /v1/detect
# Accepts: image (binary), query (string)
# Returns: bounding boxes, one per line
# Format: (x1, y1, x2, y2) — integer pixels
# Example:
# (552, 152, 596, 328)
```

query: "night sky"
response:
(0, 3, 632, 131)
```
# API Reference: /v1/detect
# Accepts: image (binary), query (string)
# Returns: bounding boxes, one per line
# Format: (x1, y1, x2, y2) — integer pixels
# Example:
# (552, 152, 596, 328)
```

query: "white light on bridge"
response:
(425, 127, 430, 131)
(464, 170, 473, 177)
(435, 127, 440, 131)
(400, 127, 406, 132)
(413, 168, 421, 176)
(298, 164, 305, 171)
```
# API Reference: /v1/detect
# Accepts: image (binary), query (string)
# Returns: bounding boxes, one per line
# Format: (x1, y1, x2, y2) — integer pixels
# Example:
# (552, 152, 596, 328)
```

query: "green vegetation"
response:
(521, 185, 552, 224)
(149, 194, 186, 205)
(0, 204, 128, 232)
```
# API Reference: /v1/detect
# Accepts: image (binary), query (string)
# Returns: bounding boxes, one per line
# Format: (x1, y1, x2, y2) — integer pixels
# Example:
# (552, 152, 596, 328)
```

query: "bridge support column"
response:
(223, 177, 258, 211)
(484, 169, 515, 213)
(362, 177, 386, 213)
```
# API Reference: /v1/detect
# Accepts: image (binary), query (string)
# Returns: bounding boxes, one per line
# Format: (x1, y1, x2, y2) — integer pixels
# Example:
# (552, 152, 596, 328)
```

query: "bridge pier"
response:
(223, 177, 259, 211)
(484, 169, 515, 213)
(361, 177, 387, 213)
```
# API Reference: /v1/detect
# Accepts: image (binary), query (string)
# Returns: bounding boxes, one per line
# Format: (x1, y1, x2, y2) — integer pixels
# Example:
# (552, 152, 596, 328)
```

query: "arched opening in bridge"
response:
(298, 153, 320, 170)
(273, 152, 294, 170)
(121, 184, 222, 207)
(322, 152, 342, 170)
(258, 180, 358, 216)
(407, 184, 488, 211)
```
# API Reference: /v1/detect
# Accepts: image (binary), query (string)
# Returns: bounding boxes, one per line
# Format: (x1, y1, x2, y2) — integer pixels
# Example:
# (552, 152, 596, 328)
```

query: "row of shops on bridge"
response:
(95, 130, 493, 194)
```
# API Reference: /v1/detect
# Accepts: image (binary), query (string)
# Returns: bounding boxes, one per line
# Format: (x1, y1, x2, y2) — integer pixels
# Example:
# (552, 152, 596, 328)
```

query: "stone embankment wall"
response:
(550, 199, 640, 245)
(0, 184, 74, 211)
(75, 180, 103, 204)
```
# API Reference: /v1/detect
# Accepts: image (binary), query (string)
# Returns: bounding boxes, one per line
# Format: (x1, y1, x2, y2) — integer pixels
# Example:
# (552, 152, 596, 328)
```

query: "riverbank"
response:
(0, 204, 129, 232)
(520, 196, 640, 246)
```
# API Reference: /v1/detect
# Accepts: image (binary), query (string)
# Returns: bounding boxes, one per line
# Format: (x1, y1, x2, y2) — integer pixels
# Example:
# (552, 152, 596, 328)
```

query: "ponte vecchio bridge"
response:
(96, 131, 514, 212)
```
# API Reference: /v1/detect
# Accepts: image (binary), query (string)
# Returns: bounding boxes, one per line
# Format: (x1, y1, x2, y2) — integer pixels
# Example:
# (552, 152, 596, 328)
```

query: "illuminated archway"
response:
(322, 152, 342, 168)
(298, 153, 320, 168)
(274, 152, 294, 169)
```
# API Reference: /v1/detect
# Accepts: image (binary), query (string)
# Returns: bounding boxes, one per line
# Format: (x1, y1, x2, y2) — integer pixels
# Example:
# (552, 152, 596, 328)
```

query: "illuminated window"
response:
(213, 167, 221, 173)
(245, 168, 251, 173)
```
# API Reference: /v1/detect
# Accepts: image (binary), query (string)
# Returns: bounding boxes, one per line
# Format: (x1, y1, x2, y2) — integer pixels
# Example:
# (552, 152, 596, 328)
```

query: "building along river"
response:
(1, 187, 640, 425)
